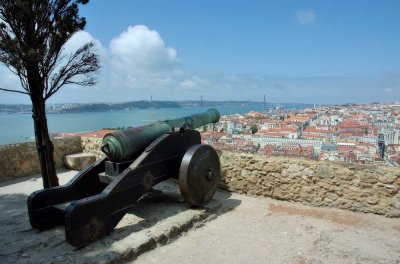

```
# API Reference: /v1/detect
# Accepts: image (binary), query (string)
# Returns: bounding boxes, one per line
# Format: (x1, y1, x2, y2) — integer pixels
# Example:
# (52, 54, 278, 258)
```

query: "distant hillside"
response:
(60, 101, 181, 113)
(0, 101, 314, 114)
(177, 101, 313, 109)
(0, 104, 31, 113)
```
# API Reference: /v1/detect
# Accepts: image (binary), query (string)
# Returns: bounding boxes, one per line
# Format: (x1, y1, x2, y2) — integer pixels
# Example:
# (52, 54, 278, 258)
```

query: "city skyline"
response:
(0, 0, 399, 104)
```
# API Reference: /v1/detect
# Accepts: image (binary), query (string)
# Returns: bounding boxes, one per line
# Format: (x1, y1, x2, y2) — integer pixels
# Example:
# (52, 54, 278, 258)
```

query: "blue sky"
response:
(1, 0, 399, 104)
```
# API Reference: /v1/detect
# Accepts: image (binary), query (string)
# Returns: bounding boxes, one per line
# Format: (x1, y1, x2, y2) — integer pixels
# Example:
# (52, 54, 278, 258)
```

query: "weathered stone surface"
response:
(317, 181, 331, 190)
(336, 167, 354, 181)
(379, 174, 398, 184)
(395, 178, 400, 187)
(316, 164, 335, 179)
(216, 151, 400, 218)
(81, 141, 400, 218)
(287, 164, 302, 173)
(0, 137, 82, 182)
(0, 172, 221, 264)
(81, 136, 104, 160)
(366, 196, 379, 205)
(64, 153, 96, 170)
(304, 167, 314, 177)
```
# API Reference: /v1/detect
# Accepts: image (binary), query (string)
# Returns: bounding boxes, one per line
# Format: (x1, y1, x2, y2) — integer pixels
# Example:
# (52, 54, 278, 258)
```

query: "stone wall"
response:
(0, 137, 82, 182)
(220, 151, 400, 217)
(77, 139, 400, 218)
(81, 137, 104, 160)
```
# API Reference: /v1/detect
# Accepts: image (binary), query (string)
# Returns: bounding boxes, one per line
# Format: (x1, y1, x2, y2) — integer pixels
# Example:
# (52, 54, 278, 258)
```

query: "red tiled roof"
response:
(302, 134, 328, 139)
(79, 130, 116, 138)
(303, 127, 334, 134)
(263, 132, 286, 137)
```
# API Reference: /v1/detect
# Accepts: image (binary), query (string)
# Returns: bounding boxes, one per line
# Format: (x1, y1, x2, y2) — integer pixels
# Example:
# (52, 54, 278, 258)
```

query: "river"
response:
(0, 105, 273, 145)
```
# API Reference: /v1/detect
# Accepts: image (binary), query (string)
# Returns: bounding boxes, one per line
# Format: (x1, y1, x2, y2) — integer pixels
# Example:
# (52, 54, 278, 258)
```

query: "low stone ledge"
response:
(80, 139, 400, 218)
(64, 153, 96, 170)
(0, 137, 82, 181)
(219, 151, 400, 218)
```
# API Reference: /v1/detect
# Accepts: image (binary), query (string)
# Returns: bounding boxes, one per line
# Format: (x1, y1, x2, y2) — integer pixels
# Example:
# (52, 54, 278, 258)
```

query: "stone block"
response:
(378, 174, 398, 184)
(317, 164, 335, 179)
(336, 168, 354, 181)
(317, 180, 331, 190)
(304, 167, 314, 177)
(287, 164, 302, 173)
(366, 196, 379, 205)
(64, 153, 96, 170)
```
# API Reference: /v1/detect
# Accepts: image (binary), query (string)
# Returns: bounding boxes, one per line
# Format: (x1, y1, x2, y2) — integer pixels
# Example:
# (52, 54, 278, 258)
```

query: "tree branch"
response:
(0, 87, 29, 95)
(46, 41, 99, 100)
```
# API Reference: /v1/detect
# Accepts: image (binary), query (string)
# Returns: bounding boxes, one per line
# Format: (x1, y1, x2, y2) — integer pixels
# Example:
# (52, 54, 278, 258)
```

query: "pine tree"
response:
(0, 0, 100, 188)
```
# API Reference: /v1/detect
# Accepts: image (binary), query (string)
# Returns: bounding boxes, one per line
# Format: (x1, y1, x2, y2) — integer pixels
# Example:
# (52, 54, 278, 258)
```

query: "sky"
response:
(0, 0, 399, 104)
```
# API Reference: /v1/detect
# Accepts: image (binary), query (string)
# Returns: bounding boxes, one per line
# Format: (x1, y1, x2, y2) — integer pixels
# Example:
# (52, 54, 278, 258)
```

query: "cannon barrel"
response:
(101, 108, 220, 162)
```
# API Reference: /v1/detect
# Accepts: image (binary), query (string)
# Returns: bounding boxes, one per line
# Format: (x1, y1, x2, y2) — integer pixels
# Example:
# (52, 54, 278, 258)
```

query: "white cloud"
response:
(64, 31, 107, 60)
(3, 23, 399, 105)
(48, 31, 108, 98)
(109, 25, 179, 75)
(296, 9, 316, 26)
(179, 79, 197, 91)
(89, 25, 184, 100)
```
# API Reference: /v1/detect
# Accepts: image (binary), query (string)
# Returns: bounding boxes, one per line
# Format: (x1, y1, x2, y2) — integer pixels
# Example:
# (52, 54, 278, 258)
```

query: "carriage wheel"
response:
(179, 144, 221, 206)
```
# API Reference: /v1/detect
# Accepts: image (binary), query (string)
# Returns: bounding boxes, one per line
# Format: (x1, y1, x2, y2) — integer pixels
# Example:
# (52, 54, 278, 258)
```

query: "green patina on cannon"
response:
(27, 108, 221, 247)
(102, 108, 220, 161)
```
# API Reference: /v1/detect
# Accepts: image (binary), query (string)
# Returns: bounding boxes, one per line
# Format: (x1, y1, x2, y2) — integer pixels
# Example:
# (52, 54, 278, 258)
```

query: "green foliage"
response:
(251, 125, 258, 134)
(0, 0, 100, 99)
(0, 0, 99, 188)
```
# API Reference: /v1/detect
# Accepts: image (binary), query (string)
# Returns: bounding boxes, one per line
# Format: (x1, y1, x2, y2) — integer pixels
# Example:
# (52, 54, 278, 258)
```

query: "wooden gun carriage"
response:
(27, 109, 221, 247)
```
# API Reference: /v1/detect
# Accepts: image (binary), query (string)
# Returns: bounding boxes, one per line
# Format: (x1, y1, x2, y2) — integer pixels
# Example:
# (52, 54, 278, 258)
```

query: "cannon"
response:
(27, 108, 221, 247)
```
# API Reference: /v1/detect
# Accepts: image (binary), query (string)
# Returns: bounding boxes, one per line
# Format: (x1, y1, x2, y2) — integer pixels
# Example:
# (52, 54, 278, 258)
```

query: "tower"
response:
(377, 133, 385, 158)
(264, 94, 266, 112)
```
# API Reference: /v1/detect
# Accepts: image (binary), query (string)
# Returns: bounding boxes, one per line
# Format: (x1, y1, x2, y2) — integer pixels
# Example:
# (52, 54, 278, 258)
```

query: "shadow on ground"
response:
(0, 178, 241, 264)
(93, 183, 242, 263)
(0, 193, 35, 261)
(105, 180, 242, 241)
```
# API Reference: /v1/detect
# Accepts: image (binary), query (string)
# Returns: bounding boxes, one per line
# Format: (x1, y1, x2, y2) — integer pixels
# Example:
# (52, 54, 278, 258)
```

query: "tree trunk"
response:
(31, 95, 59, 188)
(22, 2, 59, 188)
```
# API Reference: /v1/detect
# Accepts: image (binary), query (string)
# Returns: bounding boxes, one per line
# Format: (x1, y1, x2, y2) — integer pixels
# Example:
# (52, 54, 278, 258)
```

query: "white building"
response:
(251, 136, 323, 156)
(380, 129, 400, 145)
(356, 136, 377, 144)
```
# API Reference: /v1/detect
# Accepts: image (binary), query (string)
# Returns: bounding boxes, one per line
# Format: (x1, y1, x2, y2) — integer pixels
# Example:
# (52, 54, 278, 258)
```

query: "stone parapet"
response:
(0, 137, 82, 182)
(80, 139, 400, 217)
(81, 136, 104, 160)
(12, 137, 396, 218)
(220, 151, 400, 217)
